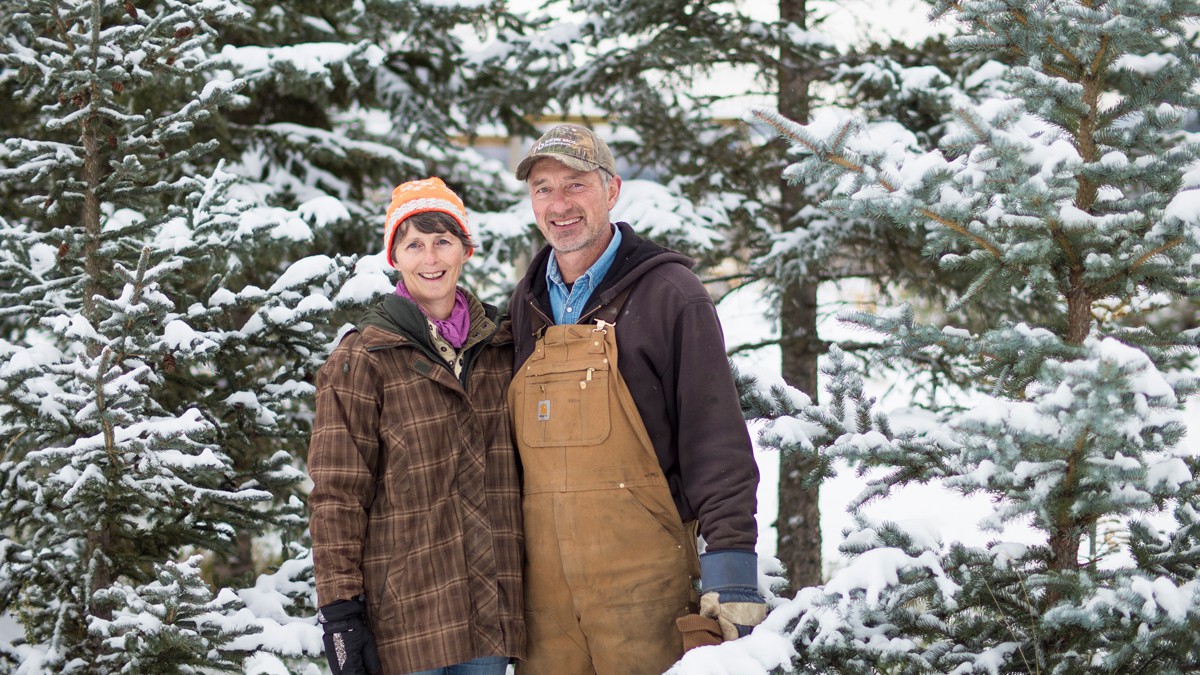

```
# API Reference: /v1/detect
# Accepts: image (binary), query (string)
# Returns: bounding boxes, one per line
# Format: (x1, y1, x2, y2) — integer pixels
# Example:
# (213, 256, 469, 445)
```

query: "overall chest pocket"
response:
(521, 360, 611, 447)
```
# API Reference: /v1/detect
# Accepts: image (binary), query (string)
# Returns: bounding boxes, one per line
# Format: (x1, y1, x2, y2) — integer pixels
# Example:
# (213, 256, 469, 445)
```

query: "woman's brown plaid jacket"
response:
(308, 292, 525, 673)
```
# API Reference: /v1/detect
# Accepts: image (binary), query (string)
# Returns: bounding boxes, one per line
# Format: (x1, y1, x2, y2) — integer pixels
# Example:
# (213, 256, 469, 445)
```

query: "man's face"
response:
(527, 159, 621, 262)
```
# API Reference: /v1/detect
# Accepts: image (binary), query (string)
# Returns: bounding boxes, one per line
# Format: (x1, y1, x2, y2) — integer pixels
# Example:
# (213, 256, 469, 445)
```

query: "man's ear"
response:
(607, 175, 622, 209)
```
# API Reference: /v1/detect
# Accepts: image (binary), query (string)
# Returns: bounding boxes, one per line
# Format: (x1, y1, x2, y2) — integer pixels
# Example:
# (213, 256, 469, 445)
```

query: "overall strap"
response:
(586, 285, 634, 326)
(525, 282, 634, 342)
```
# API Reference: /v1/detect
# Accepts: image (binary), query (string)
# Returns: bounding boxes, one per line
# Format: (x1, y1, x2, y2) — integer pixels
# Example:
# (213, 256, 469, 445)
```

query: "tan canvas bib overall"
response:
(510, 318, 700, 675)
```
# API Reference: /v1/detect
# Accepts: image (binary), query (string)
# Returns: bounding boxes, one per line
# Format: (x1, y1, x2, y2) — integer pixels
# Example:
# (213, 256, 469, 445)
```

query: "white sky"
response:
(744, 0, 950, 47)
(504, 0, 950, 48)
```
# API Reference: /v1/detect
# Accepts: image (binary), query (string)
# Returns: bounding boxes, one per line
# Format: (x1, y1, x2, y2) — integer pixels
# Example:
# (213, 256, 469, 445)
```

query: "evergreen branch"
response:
(3, 429, 27, 460)
(751, 109, 864, 173)
(95, 346, 118, 468)
(1127, 238, 1185, 273)
(1016, 574, 1043, 674)
(958, 3, 1029, 61)
(1042, 63, 1074, 82)
(1011, 4, 1081, 79)
(757, 108, 1003, 259)
(704, 271, 759, 287)
(1051, 427, 1092, 573)
(1090, 34, 1110, 78)
(831, 340, 884, 355)
(946, 264, 1001, 313)
(727, 337, 878, 357)
(1048, 220, 1081, 269)
(828, 152, 864, 173)
(1047, 36, 1081, 71)
(725, 337, 777, 356)
(955, 2, 1074, 80)
(50, 0, 78, 54)
(1096, 237, 1186, 290)
(982, 577, 1037, 674)
(921, 208, 1003, 259)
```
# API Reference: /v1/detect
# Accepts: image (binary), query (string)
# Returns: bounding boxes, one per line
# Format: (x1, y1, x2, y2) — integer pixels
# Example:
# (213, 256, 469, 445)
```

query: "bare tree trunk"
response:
(777, 282, 823, 590)
(775, 0, 824, 591)
(82, 93, 114, 624)
(81, 103, 103, 338)
(209, 534, 257, 585)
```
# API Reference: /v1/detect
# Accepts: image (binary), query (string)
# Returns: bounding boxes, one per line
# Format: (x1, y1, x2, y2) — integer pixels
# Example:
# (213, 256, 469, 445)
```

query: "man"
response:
(507, 124, 765, 674)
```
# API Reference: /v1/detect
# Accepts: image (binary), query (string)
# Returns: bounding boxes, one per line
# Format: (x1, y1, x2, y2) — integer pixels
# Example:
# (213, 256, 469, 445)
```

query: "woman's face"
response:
(391, 225, 469, 318)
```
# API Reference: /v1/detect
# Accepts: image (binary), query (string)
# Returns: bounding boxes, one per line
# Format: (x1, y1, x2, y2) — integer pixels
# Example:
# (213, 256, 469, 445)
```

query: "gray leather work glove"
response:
(318, 597, 381, 675)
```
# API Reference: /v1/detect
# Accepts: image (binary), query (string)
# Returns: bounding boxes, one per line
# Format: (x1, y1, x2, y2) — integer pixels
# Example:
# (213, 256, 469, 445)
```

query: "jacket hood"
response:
(357, 294, 425, 343)
(517, 221, 694, 319)
(355, 291, 504, 352)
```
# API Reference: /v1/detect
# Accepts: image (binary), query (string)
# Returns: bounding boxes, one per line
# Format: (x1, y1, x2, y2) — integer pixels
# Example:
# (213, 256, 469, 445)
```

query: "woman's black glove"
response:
(318, 597, 381, 675)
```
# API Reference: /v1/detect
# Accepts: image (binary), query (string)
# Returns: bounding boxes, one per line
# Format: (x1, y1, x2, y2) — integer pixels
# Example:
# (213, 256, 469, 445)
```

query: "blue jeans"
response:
(406, 655, 509, 675)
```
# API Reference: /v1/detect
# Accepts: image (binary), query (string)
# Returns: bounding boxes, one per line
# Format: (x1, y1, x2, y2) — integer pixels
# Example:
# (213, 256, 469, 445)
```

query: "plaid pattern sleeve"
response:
(308, 331, 380, 605)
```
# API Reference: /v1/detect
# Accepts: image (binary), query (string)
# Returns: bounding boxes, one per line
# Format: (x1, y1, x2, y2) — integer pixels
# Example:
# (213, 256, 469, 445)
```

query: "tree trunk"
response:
(210, 534, 257, 586)
(81, 104, 103, 340)
(775, 0, 824, 591)
(81, 85, 115, 607)
(777, 281, 823, 590)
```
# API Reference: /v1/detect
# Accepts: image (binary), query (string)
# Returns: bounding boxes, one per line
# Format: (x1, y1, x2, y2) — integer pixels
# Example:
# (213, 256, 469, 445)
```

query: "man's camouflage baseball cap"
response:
(515, 124, 618, 180)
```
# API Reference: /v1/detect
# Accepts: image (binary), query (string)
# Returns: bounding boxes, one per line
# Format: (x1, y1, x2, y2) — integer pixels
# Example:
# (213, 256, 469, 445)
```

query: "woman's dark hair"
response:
(396, 211, 474, 251)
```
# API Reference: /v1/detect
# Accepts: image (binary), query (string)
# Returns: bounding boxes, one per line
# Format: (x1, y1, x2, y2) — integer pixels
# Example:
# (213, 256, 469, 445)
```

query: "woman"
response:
(308, 177, 524, 675)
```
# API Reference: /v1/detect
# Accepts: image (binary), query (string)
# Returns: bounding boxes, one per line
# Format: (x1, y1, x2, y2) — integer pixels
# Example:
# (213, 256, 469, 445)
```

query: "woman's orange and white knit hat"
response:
(383, 177, 471, 268)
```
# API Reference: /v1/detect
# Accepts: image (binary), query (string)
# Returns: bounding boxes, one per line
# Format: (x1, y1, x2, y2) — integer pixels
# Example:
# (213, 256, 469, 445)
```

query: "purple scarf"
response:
(395, 281, 471, 348)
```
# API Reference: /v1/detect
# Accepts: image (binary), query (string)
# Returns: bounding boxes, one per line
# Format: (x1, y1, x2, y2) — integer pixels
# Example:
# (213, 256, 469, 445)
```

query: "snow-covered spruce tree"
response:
(116, 0, 538, 585)
(757, 34, 1097, 407)
(0, 1, 349, 671)
(750, 0, 1200, 672)
(90, 555, 259, 673)
(208, 0, 531, 265)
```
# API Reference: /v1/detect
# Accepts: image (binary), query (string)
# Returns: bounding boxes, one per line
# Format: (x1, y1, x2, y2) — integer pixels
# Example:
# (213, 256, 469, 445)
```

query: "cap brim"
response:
(516, 153, 601, 181)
